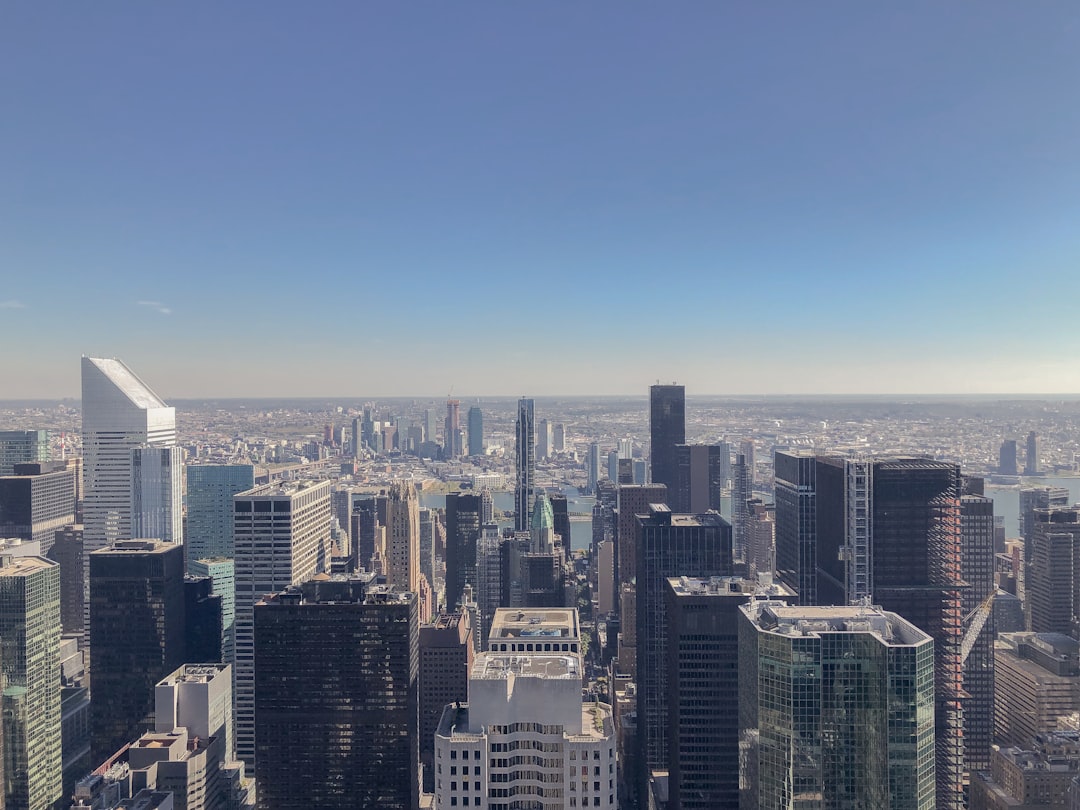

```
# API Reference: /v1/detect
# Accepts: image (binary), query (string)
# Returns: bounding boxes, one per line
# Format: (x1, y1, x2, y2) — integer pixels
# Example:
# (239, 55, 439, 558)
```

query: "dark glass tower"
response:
(514, 398, 535, 532)
(636, 505, 732, 796)
(445, 492, 481, 611)
(89, 539, 186, 763)
(673, 444, 728, 514)
(773, 450, 816, 604)
(960, 493, 997, 777)
(648, 384, 684, 496)
(254, 576, 418, 810)
(467, 405, 483, 457)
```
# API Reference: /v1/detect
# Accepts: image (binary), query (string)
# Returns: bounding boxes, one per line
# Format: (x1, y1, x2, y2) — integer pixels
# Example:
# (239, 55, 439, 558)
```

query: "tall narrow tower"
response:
(515, 398, 535, 532)
(467, 405, 483, 457)
(385, 481, 420, 594)
(648, 384, 684, 496)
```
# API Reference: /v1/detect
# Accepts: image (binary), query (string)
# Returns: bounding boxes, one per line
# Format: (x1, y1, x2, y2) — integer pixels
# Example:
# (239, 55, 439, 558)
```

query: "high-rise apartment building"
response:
(0, 555, 62, 810)
(0, 429, 49, 476)
(232, 480, 331, 769)
(1025, 430, 1041, 475)
(1026, 506, 1080, 638)
(185, 465, 255, 566)
(961, 493, 998, 776)
(538, 418, 553, 460)
(131, 446, 183, 545)
(445, 492, 482, 612)
(254, 576, 418, 810)
(586, 443, 603, 494)
(445, 399, 462, 458)
(648, 384, 684, 495)
(664, 576, 794, 810)
(434, 608, 616, 810)
(48, 523, 85, 635)
(467, 405, 483, 457)
(89, 540, 186, 763)
(636, 505, 732, 791)
(0, 463, 76, 552)
(515, 398, 535, 532)
(731, 452, 751, 566)
(999, 439, 1018, 476)
(385, 481, 420, 594)
(739, 600, 936, 810)
(773, 449, 816, 604)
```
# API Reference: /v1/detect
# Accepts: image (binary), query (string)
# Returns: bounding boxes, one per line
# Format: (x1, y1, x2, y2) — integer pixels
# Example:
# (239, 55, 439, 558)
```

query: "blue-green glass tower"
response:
(185, 464, 254, 566)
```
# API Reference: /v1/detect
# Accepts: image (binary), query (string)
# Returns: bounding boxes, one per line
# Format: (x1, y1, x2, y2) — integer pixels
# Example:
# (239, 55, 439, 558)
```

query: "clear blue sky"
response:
(3, 3, 1080, 398)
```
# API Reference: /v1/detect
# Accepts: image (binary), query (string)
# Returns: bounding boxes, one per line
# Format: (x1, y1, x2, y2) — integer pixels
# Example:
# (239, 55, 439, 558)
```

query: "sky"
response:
(3, 3, 1080, 399)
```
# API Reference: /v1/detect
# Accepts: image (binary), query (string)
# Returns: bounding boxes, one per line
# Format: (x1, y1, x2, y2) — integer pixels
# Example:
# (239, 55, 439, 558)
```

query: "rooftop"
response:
(158, 663, 230, 687)
(91, 539, 174, 556)
(489, 608, 579, 641)
(667, 574, 796, 599)
(85, 357, 169, 410)
(744, 601, 932, 646)
(0, 554, 57, 577)
(472, 652, 580, 681)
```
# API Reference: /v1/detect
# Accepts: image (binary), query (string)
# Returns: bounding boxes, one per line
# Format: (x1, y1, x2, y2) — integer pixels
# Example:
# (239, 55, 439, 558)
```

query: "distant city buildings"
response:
(0, 428, 50, 476)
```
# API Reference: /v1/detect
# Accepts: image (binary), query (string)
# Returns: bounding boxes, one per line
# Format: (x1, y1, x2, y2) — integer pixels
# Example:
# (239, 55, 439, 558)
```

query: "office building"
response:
(89, 540, 186, 764)
(131, 446, 183, 545)
(47, 524, 85, 635)
(636, 506, 732, 790)
(971, 731, 1080, 810)
(445, 492, 482, 612)
(185, 465, 255, 567)
(445, 399, 462, 458)
(0, 429, 50, 476)
(434, 608, 616, 810)
(0, 555, 62, 810)
(232, 480, 331, 768)
(475, 523, 503, 646)
(648, 384, 684, 495)
(999, 439, 1019, 476)
(673, 443, 727, 514)
(1026, 431, 1041, 476)
(740, 600, 936, 810)
(515, 398, 535, 532)
(586, 443, 603, 494)
(745, 499, 775, 581)
(994, 632, 1080, 747)
(961, 493, 998, 776)
(467, 405, 483, 457)
(521, 492, 566, 607)
(614, 483, 667, 597)
(553, 422, 565, 453)
(0, 463, 76, 551)
(188, 558, 235, 665)
(156, 664, 233, 762)
(82, 357, 177, 655)
(1026, 506, 1080, 637)
(385, 481, 420, 593)
(1019, 486, 1070, 606)
(184, 576, 223, 664)
(419, 507, 435, 592)
(254, 576, 419, 810)
(538, 418, 553, 460)
(773, 449, 817, 604)
(419, 611, 474, 791)
(664, 576, 793, 810)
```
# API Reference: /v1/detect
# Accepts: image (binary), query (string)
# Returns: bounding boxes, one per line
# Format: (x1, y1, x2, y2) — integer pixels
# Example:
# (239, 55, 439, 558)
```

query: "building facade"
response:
(648, 384, 684, 496)
(515, 398, 535, 532)
(185, 465, 255, 566)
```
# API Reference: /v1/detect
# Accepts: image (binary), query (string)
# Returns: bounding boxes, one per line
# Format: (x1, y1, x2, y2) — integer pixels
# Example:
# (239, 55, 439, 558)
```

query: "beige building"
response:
(971, 732, 1080, 810)
(995, 633, 1080, 747)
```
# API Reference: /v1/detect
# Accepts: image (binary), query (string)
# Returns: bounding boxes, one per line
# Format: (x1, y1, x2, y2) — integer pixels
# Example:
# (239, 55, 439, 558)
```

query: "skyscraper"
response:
(673, 443, 727, 514)
(538, 418, 553, 460)
(81, 356, 177, 649)
(586, 442, 603, 494)
(961, 492, 997, 777)
(1025, 430, 1041, 476)
(185, 465, 255, 567)
(740, 600, 936, 810)
(445, 399, 462, 458)
(188, 558, 236, 665)
(254, 576, 419, 810)
(445, 492, 481, 612)
(773, 449, 816, 604)
(434, 608, 616, 810)
(0, 429, 49, 476)
(467, 405, 483, 457)
(553, 422, 565, 453)
(232, 480, 331, 768)
(636, 505, 732, 792)
(664, 576, 793, 810)
(89, 539, 186, 763)
(731, 452, 751, 566)
(131, 446, 183, 545)
(1026, 506, 1080, 638)
(0, 555, 62, 810)
(385, 481, 420, 594)
(999, 439, 1019, 476)
(419, 610, 474, 791)
(0, 463, 76, 552)
(649, 384, 684, 495)
(515, 398, 535, 532)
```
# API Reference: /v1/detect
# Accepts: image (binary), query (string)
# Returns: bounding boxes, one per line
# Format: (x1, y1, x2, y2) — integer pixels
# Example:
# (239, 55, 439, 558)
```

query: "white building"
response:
(81, 357, 177, 641)
(434, 608, 615, 810)
(232, 480, 331, 769)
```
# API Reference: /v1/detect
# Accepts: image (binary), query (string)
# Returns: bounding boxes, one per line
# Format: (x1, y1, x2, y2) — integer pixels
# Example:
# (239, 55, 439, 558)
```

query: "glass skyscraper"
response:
(185, 464, 255, 565)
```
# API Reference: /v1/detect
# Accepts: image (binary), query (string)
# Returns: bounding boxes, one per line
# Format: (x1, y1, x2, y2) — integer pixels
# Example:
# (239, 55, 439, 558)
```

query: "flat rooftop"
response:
(667, 575, 796, 599)
(472, 652, 580, 681)
(489, 608, 579, 642)
(91, 539, 174, 555)
(437, 701, 612, 740)
(745, 602, 932, 647)
(0, 554, 56, 577)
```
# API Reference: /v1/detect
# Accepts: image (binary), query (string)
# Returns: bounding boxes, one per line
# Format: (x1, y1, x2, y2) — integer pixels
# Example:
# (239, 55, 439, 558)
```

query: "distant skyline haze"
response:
(4, 4, 1080, 397)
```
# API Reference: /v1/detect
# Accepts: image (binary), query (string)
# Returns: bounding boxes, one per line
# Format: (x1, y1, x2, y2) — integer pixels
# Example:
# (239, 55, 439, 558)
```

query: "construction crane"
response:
(960, 591, 997, 666)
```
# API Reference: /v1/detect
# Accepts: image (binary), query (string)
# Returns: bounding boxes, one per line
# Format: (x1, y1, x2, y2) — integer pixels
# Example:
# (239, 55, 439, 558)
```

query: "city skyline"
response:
(4, 5, 1080, 397)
